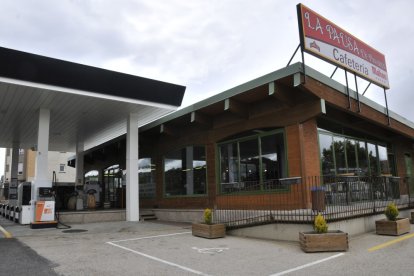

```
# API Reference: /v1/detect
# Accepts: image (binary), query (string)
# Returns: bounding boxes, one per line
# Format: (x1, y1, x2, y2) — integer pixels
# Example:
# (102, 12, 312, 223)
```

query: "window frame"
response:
(162, 145, 208, 198)
(138, 157, 156, 199)
(217, 129, 288, 195)
(317, 129, 393, 176)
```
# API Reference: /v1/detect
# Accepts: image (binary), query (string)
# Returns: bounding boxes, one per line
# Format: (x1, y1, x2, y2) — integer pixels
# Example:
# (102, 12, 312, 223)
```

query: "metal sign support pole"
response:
(344, 70, 351, 109)
(354, 74, 361, 113)
(362, 82, 371, 96)
(287, 44, 300, 67)
(300, 48, 306, 84)
(330, 67, 338, 79)
(384, 88, 390, 126)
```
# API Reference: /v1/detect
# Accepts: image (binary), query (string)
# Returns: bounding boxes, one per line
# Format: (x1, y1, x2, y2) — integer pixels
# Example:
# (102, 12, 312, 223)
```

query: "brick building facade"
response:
(79, 63, 414, 213)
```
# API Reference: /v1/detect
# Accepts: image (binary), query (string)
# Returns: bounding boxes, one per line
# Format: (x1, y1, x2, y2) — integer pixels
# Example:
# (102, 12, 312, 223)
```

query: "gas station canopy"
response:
(0, 46, 186, 152)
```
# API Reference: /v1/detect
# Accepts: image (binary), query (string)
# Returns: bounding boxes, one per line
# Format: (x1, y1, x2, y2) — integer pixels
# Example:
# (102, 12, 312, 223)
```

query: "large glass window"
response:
(387, 144, 396, 176)
(84, 170, 99, 184)
(219, 131, 286, 193)
(318, 130, 394, 176)
(319, 133, 335, 176)
(367, 143, 378, 175)
(139, 158, 156, 198)
(378, 145, 390, 175)
(220, 143, 239, 185)
(239, 138, 260, 190)
(164, 146, 206, 196)
(357, 141, 369, 176)
(345, 139, 357, 174)
(261, 134, 282, 180)
(333, 137, 346, 174)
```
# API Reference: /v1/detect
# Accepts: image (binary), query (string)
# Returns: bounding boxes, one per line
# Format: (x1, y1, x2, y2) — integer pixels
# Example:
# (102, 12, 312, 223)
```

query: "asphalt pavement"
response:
(0, 238, 58, 276)
(1, 215, 414, 275)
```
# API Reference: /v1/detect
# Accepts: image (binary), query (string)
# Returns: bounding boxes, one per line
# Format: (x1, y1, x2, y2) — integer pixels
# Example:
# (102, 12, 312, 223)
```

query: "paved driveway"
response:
(1, 216, 414, 275)
(0, 238, 57, 276)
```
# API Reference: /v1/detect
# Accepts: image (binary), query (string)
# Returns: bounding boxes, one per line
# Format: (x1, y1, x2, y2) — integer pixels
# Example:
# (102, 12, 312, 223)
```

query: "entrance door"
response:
(404, 154, 414, 197)
(103, 165, 125, 208)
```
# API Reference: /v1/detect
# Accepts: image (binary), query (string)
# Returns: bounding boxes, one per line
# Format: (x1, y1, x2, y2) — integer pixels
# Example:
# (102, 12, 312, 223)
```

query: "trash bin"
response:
(311, 187, 326, 212)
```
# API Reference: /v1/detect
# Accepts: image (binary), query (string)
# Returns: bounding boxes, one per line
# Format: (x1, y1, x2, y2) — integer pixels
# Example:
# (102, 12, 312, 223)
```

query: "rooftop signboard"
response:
(297, 3, 389, 89)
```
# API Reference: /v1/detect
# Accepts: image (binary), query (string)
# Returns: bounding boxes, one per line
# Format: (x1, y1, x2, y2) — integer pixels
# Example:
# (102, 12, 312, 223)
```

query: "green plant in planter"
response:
(314, 213, 328, 233)
(203, 208, 212, 225)
(385, 202, 399, 221)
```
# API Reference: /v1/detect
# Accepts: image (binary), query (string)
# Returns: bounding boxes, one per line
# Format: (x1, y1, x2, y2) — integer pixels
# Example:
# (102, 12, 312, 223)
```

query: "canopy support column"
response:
(126, 113, 139, 221)
(75, 141, 84, 187)
(31, 109, 51, 223)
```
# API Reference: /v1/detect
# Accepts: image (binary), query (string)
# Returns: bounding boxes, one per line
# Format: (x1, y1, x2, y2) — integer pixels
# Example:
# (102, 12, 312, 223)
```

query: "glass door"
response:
(103, 165, 123, 208)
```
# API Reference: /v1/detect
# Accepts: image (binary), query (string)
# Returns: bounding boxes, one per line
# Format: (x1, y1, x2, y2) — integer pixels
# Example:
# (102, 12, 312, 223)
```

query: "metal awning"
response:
(0, 46, 186, 151)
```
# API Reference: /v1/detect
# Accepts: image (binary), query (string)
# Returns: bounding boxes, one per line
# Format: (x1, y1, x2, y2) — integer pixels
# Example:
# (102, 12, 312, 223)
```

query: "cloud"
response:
(0, 0, 414, 178)
(0, 0, 412, 119)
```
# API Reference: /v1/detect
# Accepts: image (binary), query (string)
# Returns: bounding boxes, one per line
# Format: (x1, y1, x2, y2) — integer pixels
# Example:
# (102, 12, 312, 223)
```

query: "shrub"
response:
(314, 213, 328, 233)
(203, 208, 212, 224)
(385, 202, 399, 221)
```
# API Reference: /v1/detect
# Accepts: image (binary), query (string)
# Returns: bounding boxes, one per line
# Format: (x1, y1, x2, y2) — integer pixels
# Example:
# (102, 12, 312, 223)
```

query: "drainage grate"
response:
(62, 229, 88, 233)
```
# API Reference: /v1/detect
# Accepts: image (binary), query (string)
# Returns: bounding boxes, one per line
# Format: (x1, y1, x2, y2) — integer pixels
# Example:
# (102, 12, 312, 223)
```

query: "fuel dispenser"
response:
(8, 178, 18, 221)
(30, 187, 57, 229)
(9, 205, 14, 221)
(17, 182, 32, 224)
(14, 206, 20, 223)
(5, 204, 9, 219)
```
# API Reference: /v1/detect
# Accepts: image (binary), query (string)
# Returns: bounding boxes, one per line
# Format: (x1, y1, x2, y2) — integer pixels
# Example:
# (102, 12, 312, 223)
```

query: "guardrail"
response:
(214, 175, 414, 229)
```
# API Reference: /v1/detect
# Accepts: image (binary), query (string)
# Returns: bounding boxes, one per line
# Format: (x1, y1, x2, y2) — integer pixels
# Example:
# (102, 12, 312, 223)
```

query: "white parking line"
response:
(0, 225, 12, 238)
(107, 241, 211, 276)
(109, 231, 191, 243)
(191, 247, 229, 254)
(269, 253, 344, 276)
(106, 231, 211, 275)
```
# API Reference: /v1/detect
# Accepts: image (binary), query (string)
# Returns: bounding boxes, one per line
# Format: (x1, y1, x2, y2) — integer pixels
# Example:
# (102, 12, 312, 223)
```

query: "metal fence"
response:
(214, 175, 414, 229)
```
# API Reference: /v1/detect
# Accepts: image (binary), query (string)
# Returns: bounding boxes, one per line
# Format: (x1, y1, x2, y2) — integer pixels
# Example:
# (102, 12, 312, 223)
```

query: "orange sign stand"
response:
(30, 201, 57, 229)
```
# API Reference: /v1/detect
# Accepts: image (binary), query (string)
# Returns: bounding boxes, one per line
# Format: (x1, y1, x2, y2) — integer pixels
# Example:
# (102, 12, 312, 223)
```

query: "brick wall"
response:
(86, 75, 414, 212)
(142, 107, 321, 210)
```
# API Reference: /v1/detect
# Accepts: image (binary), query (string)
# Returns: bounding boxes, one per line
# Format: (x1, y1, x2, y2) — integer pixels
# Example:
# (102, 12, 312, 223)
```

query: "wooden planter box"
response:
(299, 231, 348, 253)
(192, 223, 226, 239)
(375, 218, 410, 236)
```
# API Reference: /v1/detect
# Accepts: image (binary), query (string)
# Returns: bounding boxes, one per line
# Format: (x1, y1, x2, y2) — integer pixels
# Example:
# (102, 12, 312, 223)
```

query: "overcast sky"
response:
(0, 0, 413, 180)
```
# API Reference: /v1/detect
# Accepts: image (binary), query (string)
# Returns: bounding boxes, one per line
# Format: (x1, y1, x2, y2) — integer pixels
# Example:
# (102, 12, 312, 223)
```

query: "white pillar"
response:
(75, 141, 84, 186)
(31, 109, 51, 221)
(75, 141, 84, 210)
(126, 113, 139, 221)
